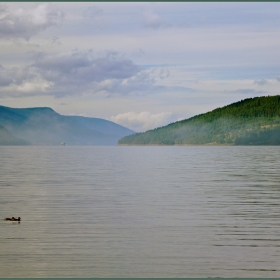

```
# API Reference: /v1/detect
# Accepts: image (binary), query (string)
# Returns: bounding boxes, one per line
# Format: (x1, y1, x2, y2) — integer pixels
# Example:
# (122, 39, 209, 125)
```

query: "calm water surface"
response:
(0, 146, 280, 277)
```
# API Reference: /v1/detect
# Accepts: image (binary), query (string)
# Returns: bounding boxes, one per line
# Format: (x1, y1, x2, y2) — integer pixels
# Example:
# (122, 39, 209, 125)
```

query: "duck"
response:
(4, 217, 21, 221)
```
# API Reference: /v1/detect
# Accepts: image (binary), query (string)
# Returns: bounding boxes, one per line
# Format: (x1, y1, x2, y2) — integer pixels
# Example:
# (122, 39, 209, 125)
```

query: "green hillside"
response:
(0, 125, 28, 145)
(118, 95, 280, 145)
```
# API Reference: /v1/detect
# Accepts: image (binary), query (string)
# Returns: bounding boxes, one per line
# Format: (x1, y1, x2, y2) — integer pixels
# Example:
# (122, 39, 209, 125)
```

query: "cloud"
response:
(50, 36, 61, 45)
(233, 89, 266, 94)
(0, 3, 63, 40)
(17, 78, 53, 93)
(276, 77, 280, 82)
(0, 65, 14, 86)
(143, 10, 164, 29)
(0, 64, 36, 88)
(0, 63, 53, 96)
(0, 51, 196, 98)
(30, 50, 145, 96)
(254, 79, 268, 86)
(158, 68, 170, 79)
(0, 49, 169, 98)
(93, 70, 158, 96)
(33, 50, 140, 81)
(111, 111, 173, 132)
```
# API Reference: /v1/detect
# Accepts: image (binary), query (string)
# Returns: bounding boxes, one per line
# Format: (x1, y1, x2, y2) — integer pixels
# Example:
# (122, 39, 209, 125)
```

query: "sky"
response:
(0, 2, 280, 132)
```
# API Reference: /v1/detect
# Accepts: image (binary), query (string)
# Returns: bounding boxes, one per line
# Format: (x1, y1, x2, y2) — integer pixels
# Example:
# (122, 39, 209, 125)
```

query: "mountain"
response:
(0, 124, 28, 145)
(118, 95, 280, 145)
(0, 105, 134, 145)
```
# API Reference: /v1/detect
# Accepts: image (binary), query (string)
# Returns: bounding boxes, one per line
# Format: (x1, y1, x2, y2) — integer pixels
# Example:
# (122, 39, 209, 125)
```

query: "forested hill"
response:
(118, 95, 280, 145)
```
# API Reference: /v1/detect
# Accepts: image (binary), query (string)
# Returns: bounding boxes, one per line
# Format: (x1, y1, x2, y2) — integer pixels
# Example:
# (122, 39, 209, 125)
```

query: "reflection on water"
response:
(0, 146, 280, 277)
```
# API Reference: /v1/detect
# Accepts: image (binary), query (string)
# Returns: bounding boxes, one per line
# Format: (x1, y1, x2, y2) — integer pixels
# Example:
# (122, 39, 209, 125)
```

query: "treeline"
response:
(118, 95, 280, 145)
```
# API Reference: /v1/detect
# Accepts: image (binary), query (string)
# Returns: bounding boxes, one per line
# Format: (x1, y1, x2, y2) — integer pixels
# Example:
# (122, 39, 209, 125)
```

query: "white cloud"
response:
(0, 49, 167, 98)
(0, 64, 35, 88)
(30, 50, 148, 97)
(0, 3, 63, 40)
(111, 111, 173, 132)
(17, 79, 53, 93)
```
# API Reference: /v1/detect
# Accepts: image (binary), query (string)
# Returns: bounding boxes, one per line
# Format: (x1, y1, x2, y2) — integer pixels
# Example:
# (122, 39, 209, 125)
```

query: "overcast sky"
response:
(0, 2, 280, 131)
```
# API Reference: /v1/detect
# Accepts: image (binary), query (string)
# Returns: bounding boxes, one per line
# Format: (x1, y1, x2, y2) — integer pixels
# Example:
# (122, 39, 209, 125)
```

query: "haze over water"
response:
(1, 146, 280, 277)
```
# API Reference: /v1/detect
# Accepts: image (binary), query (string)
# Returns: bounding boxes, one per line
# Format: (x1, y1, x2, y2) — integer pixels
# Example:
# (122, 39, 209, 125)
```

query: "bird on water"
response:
(4, 217, 21, 221)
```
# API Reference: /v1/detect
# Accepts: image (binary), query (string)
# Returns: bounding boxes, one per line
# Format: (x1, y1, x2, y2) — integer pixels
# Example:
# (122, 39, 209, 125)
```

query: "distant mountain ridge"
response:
(118, 95, 280, 145)
(0, 105, 134, 145)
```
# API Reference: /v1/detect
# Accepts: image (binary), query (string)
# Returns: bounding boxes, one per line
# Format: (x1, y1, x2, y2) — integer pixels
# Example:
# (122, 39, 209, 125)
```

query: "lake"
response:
(0, 146, 280, 277)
